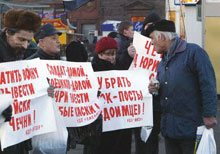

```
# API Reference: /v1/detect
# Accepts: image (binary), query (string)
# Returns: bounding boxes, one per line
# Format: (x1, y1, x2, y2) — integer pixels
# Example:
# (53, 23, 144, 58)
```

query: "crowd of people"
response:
(0, 8, 218, 154)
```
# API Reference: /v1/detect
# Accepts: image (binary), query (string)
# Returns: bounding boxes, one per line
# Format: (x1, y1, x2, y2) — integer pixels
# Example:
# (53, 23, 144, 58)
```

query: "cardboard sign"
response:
(129, 32, 162, 80)
(0, 59, 56, 150)
(41, 60, 101, 127)
(96, 70, 153, 132)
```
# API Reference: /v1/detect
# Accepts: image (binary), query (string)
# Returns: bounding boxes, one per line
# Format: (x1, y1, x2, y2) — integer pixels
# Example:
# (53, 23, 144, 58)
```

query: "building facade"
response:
(1, 0, 165, 41)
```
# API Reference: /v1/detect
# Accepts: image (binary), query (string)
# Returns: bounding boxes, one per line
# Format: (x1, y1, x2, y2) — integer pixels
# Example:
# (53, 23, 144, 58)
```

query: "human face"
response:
(149, 31, 167, 54)
(123, 26, 134, 39)
(39, 34, 60, 55)
(6, 30, 34, 54)
(98, 49, 117, 64)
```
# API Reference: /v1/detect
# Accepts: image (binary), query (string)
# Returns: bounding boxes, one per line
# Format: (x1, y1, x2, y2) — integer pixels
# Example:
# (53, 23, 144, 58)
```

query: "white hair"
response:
(154, 30, 177, 41)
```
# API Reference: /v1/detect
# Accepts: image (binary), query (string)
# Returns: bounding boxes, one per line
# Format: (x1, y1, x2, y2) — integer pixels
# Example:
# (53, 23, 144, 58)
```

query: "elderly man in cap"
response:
(148, 19, 217, 154)
(0, 9, 41, 154)
(27, 23, 62, 60)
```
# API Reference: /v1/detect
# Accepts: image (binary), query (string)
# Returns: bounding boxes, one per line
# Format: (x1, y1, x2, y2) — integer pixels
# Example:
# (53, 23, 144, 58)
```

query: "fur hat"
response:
(3, 9, 41, 32)
(146, 19, 176, 37)
(95, 37, 118, 54)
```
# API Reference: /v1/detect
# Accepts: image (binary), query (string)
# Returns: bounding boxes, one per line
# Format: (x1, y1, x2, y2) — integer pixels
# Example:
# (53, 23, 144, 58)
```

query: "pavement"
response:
(68, 101, 220, 154)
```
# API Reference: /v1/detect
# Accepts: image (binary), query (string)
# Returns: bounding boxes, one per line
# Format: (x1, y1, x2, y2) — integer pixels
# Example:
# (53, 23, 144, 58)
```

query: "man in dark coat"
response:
(135, 12, 162, 154)
(0, 9, 41, 154)
(148, 19, 217, 154)
(112, 21, 135, 154)
(116, 21, 135, 70)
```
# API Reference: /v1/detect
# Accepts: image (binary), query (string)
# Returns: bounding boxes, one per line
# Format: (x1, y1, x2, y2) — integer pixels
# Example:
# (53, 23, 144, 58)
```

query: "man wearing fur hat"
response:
(148, 19, 217, 154)
(0, 9, 41, 154)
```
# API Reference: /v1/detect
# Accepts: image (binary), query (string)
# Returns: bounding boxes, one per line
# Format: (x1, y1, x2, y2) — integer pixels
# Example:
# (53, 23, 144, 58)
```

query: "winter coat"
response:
(26, 48, 60, 60)
(83, 56, 132, 154)
(156, 37, 217, 139)
(92, 55, 116, 71)
(115, 34, 133, 70)
(0, 31, 32, 154)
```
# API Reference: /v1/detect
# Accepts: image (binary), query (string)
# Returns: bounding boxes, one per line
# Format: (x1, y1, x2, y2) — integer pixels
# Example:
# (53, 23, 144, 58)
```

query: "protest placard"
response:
(96, 70, 153, 132)
(129, 31, 162, 79)
(0, 59, 56, 150)
(41, 60, 101, 127)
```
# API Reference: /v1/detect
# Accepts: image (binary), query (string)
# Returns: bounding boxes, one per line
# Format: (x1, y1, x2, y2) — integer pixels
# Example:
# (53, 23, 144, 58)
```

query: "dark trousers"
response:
(134, 111, 161, 154)
(84, 129, 132, 154)
(0, 139, 31, 154)
(165, 137, 195, 154)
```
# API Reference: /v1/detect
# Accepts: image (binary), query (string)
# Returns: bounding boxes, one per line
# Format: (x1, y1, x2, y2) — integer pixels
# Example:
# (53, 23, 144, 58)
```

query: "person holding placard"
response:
(0, 9, 41, 154)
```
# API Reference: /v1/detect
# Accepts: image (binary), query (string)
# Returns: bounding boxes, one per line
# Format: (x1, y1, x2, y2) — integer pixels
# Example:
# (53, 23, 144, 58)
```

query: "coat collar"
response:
(37, 48, 60, 60)
(163, 37, 187, 62)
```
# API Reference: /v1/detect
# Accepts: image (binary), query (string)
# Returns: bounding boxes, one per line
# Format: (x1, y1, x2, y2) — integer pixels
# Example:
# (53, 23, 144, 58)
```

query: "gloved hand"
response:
(2, 105, 12, 122)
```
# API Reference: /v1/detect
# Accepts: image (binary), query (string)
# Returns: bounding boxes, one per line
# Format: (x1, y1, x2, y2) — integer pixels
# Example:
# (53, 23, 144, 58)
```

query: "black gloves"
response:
(2, 105, 12, 122)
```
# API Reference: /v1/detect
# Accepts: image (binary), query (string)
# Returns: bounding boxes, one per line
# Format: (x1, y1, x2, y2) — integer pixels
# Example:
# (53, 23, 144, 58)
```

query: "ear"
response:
(161, 33, 166, 41)
(38, 38, 45, 46)
(123, 29, 127, 35)
(5, 29, 9, 37)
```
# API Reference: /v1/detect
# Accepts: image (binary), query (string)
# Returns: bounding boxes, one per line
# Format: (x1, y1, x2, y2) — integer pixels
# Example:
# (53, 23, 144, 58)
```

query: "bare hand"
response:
(148, 81, 159, 95)
(47, 85, 55, 98)
(203, 116, 217, 129)
(128, 44, 136, 58)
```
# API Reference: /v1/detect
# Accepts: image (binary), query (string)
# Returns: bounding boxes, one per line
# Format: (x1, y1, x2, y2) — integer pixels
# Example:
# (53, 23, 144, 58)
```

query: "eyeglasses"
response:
(102, 50, 117, 56)
(102, 49, 116, 56)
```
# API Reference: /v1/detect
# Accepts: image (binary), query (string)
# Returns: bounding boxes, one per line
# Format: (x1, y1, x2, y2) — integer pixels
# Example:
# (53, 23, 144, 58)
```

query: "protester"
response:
(116, 21, 135, 70)
(147, 19, 217, 154)
(27, 23, 62, 60)
(84, 37, 132, 154)
(26, 23, 68, 154)
(113, 20, 135, 154)
(135, 12, 161, 154)
(0, 9, 41, 154)
(65, 37, 89, 151)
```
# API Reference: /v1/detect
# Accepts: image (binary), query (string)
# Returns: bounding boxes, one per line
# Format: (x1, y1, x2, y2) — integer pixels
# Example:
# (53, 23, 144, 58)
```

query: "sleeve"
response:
(1, 105, 12, 122)
(116, 39, 133, 70)
(193, 46, 217, 117)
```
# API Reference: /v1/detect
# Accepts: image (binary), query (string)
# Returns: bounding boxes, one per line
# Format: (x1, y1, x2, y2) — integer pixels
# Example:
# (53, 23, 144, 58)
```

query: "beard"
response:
(14, 47, 26, 55)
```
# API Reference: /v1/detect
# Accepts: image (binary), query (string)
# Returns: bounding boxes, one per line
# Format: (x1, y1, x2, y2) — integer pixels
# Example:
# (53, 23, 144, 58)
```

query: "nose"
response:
(111, 55, 116, 63)
(22, 41, 29, 49)
(57, 38, 60, 43)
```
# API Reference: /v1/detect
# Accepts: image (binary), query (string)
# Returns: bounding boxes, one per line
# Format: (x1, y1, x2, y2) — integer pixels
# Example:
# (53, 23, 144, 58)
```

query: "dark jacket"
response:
(0, 30, 31, 154)
(26, 48, 60, 60)
(156, 37, 217, 139)
(69, 56, 116, 153)
(66, 40, 88, 62)
(83, 56, 132, 154)
(115, 34, 133, 70)
(92, 55, 116, 71)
